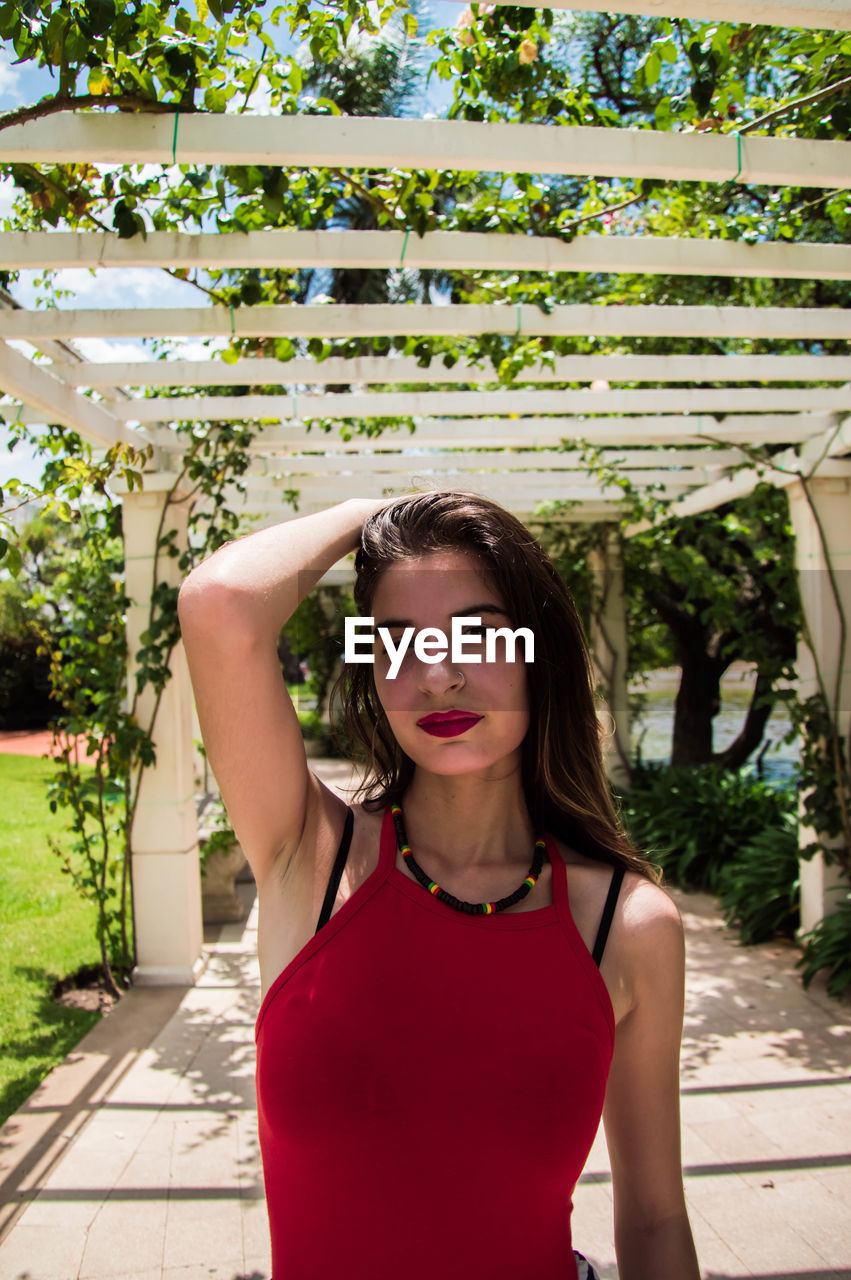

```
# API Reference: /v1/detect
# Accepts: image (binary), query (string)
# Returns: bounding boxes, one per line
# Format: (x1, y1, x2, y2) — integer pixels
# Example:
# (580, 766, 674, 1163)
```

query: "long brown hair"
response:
(328, 490, 657, 881)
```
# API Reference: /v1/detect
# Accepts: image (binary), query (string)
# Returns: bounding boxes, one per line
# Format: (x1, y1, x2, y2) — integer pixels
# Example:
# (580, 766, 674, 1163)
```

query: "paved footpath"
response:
(1, 758, 849, 1280)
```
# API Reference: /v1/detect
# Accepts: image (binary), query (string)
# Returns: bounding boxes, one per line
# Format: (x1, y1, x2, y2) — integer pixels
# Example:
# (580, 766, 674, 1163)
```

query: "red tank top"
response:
(255, 802, 615, 1280)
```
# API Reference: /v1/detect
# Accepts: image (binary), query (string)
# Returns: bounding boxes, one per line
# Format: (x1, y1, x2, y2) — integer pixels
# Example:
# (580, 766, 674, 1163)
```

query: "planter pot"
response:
(201, 841, 248, 924)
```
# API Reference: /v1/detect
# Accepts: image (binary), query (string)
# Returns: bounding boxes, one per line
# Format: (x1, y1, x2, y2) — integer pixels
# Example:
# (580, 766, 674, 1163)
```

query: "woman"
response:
(178, 490, 700, 1280)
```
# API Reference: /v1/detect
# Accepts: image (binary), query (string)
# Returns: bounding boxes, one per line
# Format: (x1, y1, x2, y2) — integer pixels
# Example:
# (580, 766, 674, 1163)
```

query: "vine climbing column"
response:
(588, 529, 631, 790)
(787, 470, 851, 934)
(120, 474, 204, 985)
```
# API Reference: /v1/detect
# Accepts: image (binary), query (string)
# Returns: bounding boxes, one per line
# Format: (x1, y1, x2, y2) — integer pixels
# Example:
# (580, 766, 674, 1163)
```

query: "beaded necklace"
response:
(390, 802, 546, 916)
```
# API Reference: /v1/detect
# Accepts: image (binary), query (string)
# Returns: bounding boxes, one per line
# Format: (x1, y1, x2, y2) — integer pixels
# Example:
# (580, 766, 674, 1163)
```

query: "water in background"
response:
(630, 663, 798, 786)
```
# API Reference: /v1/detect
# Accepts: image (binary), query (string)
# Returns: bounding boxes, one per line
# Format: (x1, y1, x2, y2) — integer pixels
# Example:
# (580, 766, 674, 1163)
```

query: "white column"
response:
(120, 475, 204, 985)
(787, 472, 851, 933)
(588, 531, 631, 790)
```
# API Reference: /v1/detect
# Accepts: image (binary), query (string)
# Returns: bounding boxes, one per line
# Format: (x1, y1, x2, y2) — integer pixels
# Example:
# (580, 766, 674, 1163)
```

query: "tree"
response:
(627, 484, 800, 767)
(541, 481, 801, 770)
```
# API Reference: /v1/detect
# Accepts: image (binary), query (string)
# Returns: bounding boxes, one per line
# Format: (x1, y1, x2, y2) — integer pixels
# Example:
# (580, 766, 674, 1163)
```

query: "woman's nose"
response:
(416, 654, 464, 693)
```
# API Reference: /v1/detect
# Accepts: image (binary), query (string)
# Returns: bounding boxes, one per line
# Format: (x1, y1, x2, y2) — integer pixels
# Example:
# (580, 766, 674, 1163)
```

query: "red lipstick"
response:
(417, 711, 483, 738)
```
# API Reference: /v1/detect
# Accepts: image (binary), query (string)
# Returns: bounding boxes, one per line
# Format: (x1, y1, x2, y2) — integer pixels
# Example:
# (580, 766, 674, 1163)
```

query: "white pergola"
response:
(2, 0, 850, 983)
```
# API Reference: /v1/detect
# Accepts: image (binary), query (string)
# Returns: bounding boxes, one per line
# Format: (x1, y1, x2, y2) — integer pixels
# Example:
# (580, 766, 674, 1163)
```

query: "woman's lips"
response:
(417, 713, 483, 738)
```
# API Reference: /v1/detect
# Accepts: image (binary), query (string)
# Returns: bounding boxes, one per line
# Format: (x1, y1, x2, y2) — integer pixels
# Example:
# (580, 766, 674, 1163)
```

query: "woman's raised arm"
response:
(177, 498, 385, 884)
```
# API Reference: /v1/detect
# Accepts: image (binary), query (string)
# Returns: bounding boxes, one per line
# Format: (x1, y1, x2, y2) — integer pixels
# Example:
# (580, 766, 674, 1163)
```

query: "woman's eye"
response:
(375, 636, 406, 659)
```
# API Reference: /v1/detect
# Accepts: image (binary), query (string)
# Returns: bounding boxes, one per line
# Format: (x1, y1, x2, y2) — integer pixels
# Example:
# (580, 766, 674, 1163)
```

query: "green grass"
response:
(0, 754, 103, 1127)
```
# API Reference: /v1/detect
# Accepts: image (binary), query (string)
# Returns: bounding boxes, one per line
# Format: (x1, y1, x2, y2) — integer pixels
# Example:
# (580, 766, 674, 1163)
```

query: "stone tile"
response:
(79, 1195, 168, 1276)
(239, 1197, 271, 1261)
(729, 1080, 850, 1123)
(169, 1124, 241, 1192)
(91, 1270, 163, 1280)
(579, 1122, 611, 1180)
(571, 1180, 615, 1261)
(11, 1183, 102, 1230)
(162, 1196, 243, 1271)
(808, 1165, 851, 1205)
(681, 1199, 750, 1278)
(680, 1058, 759, 1088)
(162, 1267, 246, 1280)
(108, 1064, 182, 1108)
(680, 1090, 741, 1125)
(165, 1074, 247, 1109)
(681, 1122, 729, 1172)
(34, 1137, 131, 1191)
(748, 1173, 851, 1267)
(685, 1176, 837, 1273)
(171, 1115, 239, 1155)
(686, 1114, 786, 1168)
(0, 1107, 69, 1181)
(71, 1111, 156, 1156)
(127, 1112, 176, 1151)
(233, 1110, 262, 1179)
(114, 1147, 173, 1194)
(240, 1257, 271, 1279)
(747, 1103, 851, 1158)
(0, 1222, 88, 1277)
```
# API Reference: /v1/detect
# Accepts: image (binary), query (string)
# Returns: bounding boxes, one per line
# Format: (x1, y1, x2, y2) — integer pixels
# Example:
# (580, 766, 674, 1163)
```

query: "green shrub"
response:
(797, 889, 851, 998)
(618, 762, 796, 894)
(297, 706, 339, 756)
(716, 818, 800, 945)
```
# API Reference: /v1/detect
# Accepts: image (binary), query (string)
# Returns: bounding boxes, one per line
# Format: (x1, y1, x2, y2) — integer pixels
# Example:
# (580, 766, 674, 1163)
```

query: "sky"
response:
(0, 1, 470, 489)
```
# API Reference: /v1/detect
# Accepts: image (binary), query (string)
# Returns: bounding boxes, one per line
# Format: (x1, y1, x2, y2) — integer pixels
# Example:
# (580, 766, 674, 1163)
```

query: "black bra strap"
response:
(591, 865, 625, 968)
(315, 807, 354, 934)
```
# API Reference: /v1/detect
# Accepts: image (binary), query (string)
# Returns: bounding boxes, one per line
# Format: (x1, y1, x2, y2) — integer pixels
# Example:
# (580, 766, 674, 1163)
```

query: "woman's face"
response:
(368, 549, 530, 777)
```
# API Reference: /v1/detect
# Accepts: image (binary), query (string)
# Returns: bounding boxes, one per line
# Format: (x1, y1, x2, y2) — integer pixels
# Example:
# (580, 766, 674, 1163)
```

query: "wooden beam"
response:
(3, 113, 849, 190)
(476, 0, 851, 29)
(240, 479, 688, 504)
(109, 386, 851, 424)
(637, 455, 851, 523)
(244, 447, 747, 472)
(6, 230, 850, 281)
(798, 412, 851, 460)
(626, 420, 851, 531)
(239, 502, 620, 527)
(52, 353, 851, 390)
(0, 340, 142, 449)
(238, 413, 831, 450)
(4, 303, 850, 342)
(246, 461, 715, 488)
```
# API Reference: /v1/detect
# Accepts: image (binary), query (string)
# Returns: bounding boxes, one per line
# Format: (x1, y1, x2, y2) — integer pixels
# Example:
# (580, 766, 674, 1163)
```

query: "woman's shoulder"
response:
(549, 835, 683, 975)
(552, 834, 679, 915)
(616, 870, 684, 962)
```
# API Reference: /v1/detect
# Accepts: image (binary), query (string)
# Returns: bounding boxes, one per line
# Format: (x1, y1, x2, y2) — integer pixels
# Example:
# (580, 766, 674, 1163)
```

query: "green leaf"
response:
(87, 66, 112, 95)
(84, 0, 116, 37)
(2, 542, 23, 577)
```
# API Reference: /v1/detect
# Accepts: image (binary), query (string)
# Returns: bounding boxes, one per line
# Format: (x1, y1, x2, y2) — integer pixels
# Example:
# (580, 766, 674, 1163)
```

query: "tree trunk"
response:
(671, 651, 726, 765)
(713, 668, 777, 771)
(654, 601, 728, 766)
(277, 629, 306, 686)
